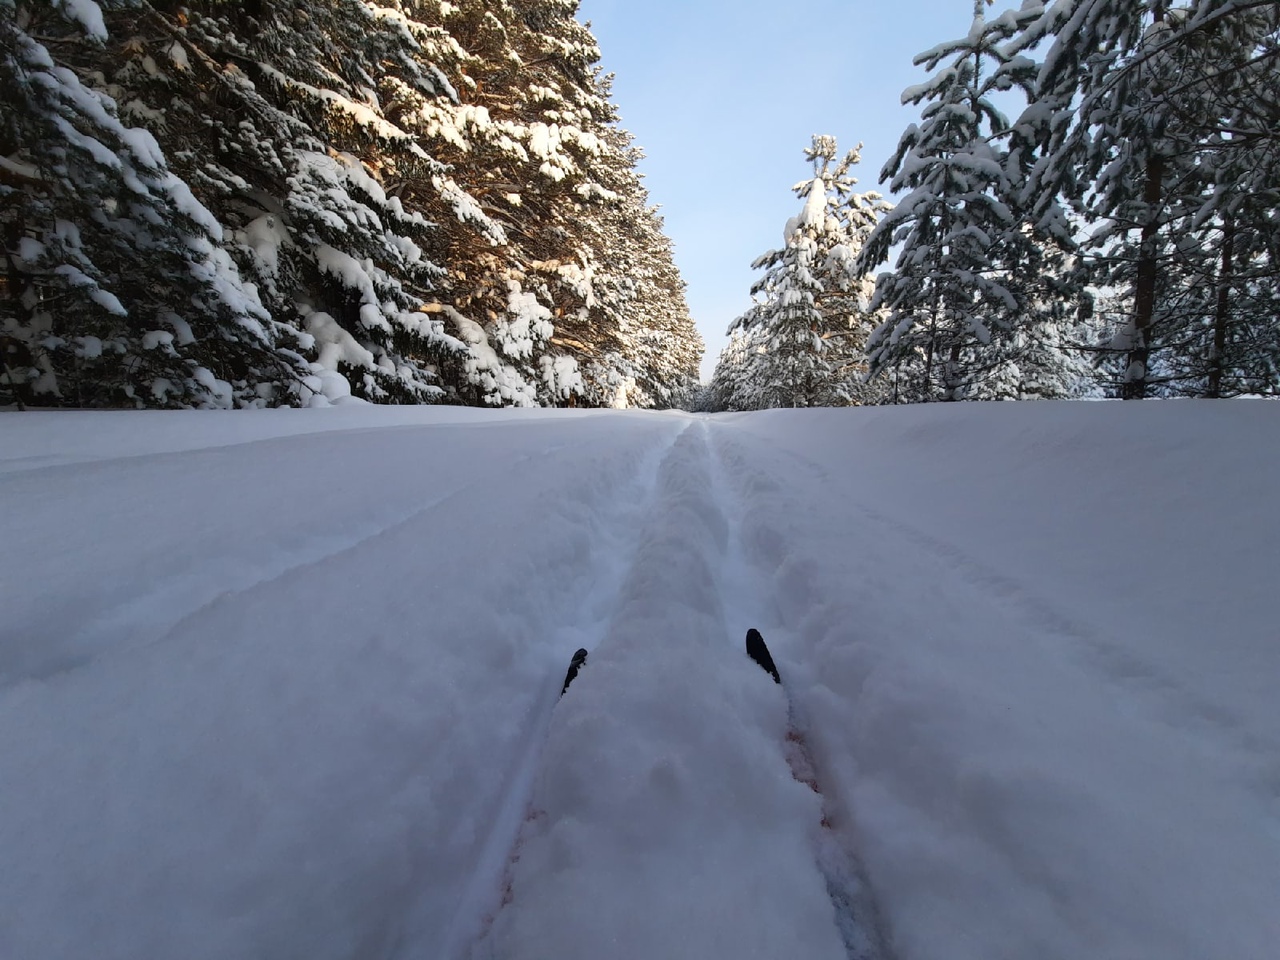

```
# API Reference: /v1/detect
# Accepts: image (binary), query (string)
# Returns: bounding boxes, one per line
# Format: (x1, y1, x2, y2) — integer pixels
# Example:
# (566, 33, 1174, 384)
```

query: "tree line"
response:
(1, 0, 703, 409)
(709, 0, 1279, 409)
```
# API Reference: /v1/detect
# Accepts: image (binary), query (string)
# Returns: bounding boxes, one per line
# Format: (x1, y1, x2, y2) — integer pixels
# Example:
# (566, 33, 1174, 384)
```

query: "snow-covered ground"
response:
(2, 401, 1277, 960)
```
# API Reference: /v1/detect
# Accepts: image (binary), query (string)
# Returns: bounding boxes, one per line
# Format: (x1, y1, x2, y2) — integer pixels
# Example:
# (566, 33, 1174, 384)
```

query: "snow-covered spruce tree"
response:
(721, 135, 887, 409)
(398, 1, 700, 408)
(617, 206, 702, 408)
(1138, 3, 1280, 397)
(0, 0, 305, 408)
(576, 122, 701, 407)
(4, 0, 697, 408)
(857, 1, 1052, 403)
(707, 325, 768, 412)
(1006, 0, 1280, 398)
(97, 0, 475, 404)
(400, 0, 613, 406)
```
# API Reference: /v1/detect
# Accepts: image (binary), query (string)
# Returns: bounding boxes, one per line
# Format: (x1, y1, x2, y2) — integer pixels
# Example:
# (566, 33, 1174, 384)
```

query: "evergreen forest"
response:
(2, 0, 702, 409)
(710, 0, 1279, 408)
(3, 1, 1277, 410)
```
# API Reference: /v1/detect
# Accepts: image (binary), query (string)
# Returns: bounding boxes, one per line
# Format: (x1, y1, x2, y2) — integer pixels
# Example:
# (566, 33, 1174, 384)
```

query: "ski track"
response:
(433, 662, 563, 960)
(436, 422, 693, 960)
(472, 421, 890, 960)
(0, 431, 599, 688)
(846, 501, 1280, 761)
(0, 409, 598, 477)
(706, 424, 894, 960)
(18, 481, 476, 685)
(713, 423, 1279, 768)
(7, 404, 1277, 960)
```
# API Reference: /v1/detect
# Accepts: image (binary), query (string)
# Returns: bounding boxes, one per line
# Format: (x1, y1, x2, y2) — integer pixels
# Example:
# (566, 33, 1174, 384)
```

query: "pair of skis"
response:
(558, 627, 778, 695)
(555, 630, 888, 960)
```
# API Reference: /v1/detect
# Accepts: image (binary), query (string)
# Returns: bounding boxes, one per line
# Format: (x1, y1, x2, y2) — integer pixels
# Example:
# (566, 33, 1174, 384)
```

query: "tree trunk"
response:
(2, 214, 31, 410)
(1125, 153, 1166, 400)
(1207, 217, 1235, 399)
(942, 342, 963, 401)
(922, 299, 939, 402)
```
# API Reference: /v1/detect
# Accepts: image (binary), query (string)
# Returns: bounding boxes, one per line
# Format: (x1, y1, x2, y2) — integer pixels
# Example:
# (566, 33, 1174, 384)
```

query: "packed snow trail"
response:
(472, 423, 861, 960)
(3, 402, 1279, 960)
(432, 425, 691, 959)
(708, 433, 891, 960)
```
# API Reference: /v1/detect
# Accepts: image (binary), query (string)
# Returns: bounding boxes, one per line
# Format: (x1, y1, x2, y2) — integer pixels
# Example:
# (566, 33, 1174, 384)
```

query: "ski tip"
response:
(561, 648, 589, 696)
(745, 628, 782, 685)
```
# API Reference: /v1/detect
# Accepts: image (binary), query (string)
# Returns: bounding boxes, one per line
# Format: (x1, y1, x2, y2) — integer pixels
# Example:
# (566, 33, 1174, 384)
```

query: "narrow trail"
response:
(437, 422, 694, 960)
(467, 420, 892, 960)
(24, 480, 478, 685)
(706, 424, 893, 960)
(435, 663, 565, 960)
(11, 433, 608, 688)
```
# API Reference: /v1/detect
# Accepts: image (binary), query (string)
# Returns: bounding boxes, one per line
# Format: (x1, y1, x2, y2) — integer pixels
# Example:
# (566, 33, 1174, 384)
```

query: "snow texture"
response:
(1, 401, 1278, 960)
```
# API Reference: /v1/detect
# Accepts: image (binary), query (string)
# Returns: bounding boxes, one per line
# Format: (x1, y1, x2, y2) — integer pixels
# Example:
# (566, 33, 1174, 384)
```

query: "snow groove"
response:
(7, 403, 1279, 960)
(439, 421, 695, 960)
(1, 426, 603, 689)
(848, 502, 1280, 759)
(22, 480, 478, 685)
(706, 424, 894, 960)
(476, 421, 859, 960)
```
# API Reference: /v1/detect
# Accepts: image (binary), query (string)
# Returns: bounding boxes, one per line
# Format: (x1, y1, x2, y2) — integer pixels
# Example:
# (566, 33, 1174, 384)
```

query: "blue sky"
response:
(575, 0, 986, 380)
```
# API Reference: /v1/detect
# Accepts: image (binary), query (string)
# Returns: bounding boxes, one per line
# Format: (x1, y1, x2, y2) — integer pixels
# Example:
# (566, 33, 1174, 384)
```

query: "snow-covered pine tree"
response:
(574, 121, 701, 408)
(398, 0, 700, 407)
(706, 325, 768, 412)
(1142, 4, 1280, 397)
(619, 206, 702, 408)
(858, 1, 1046, 403)
(1006, 0, 1280, 398)
(106, 0, 472, 403)
(496, 0, 705, 408)
(0, 0, 305, 408)
(400, 0, 612, 406)
(4, 0, 697, 409)
(721, 135, 887, 409)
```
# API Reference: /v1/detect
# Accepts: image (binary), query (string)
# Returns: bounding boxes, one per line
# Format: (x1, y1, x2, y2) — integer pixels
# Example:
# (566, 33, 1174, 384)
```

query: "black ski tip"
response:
(561, 647, 589, 696)
(745, 628, 781, 684)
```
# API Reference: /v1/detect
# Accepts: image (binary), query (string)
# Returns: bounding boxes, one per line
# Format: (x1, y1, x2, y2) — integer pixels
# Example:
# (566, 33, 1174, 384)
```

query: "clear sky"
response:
(576, 0, 986, 380)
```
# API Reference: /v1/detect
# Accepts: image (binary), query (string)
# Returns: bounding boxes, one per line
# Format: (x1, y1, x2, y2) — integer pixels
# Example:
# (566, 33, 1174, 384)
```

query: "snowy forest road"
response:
(2, 403, 1279, 960)
(470, 421, 883, 960)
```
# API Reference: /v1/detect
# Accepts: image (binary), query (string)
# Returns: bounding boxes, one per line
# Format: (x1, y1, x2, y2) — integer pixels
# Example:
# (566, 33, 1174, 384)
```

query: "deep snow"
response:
(1, 401, 1277, 960)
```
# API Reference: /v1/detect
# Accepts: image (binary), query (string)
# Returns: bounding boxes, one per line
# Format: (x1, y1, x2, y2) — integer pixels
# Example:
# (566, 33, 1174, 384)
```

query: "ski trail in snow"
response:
(436, 421, 696, 960)
(781, 698, 894, 960)
(722, 426, 1279, 767)
(28, 482, 473, 684)
(435, 664, 564, 960)
(848, 502, 1280, 759)
(478, 421, 851, 960)
(706, 424, 895, 960)
(10, 436, 599, 688)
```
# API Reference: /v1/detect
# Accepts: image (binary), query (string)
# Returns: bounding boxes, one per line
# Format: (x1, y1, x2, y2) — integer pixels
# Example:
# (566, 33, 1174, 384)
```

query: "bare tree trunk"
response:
(2, 214, 31, 410)
(942, 343, 963, 401)
(1125, 153, 1166, 400)
(1207, 216, 1235, 398)
(922, 300, 939, 402)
